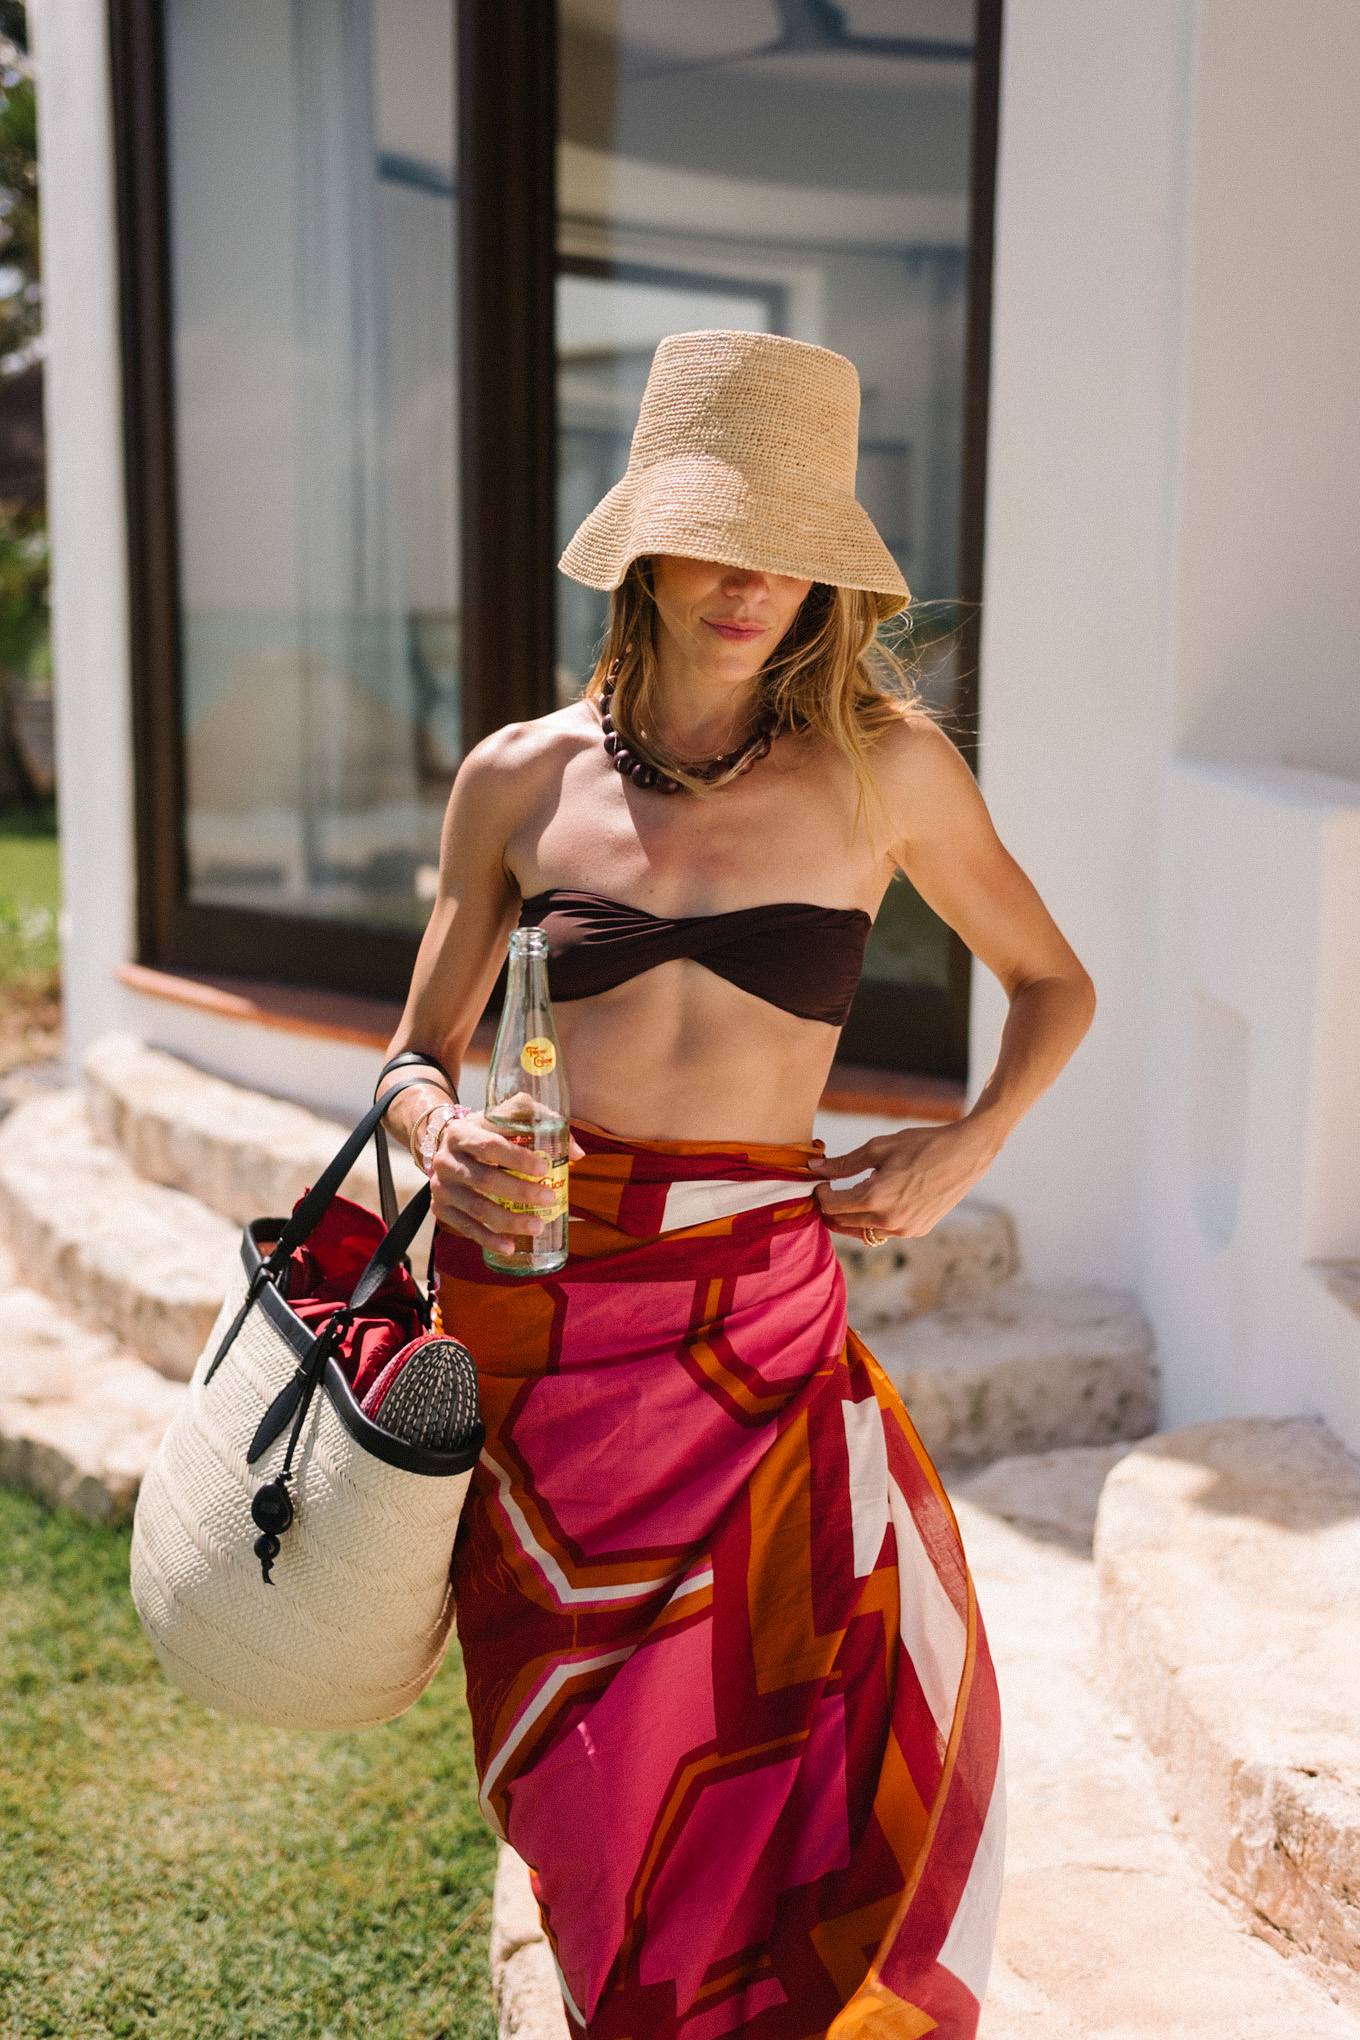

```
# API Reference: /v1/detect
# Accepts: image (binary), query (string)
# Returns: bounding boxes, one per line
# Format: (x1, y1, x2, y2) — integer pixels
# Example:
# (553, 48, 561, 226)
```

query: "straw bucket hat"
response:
(559, 330, 910, 621)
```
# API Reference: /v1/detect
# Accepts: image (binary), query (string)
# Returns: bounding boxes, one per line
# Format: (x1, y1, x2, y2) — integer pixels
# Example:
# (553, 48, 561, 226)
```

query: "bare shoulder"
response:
(870, 710, 981, 830)
(452, 701, 598, 811)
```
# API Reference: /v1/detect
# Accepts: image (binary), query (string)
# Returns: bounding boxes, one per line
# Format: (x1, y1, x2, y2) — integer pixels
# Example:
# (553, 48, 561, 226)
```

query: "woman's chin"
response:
(695, 633, 768, 676)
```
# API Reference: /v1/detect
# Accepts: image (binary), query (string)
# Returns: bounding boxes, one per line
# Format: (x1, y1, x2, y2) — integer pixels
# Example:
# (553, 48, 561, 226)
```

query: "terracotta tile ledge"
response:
(115, 961, 470, 1055)
(116, 964, 964, 1123)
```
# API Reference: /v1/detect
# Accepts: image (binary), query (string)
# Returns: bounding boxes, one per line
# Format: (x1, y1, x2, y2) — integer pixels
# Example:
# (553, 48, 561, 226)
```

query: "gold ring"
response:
(862, 1227, 888, 1247)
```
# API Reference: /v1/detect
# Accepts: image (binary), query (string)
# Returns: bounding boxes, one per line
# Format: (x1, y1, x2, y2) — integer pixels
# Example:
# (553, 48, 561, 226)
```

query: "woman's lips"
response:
(703, 618, 765, 642)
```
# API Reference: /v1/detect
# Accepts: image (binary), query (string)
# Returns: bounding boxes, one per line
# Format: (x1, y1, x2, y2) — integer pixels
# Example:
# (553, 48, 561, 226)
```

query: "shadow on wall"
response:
(1142, 759, 1360, 1449)
(1187, 987, 1250, 1254)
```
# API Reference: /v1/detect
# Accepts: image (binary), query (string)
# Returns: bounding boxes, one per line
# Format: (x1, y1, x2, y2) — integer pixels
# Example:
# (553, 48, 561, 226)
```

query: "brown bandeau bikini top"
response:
(519, 889, 872, 1026)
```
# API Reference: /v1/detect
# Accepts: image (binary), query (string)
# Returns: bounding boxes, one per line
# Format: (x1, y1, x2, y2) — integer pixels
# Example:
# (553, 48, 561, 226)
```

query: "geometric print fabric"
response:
(436, 1123, 1003, 2039)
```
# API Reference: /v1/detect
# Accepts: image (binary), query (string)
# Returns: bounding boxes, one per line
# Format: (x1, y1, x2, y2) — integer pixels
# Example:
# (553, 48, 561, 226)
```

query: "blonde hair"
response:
(586, 560, 918, 813)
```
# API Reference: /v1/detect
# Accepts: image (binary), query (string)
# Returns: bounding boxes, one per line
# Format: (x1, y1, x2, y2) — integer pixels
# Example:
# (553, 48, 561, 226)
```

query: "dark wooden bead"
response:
(250, 1477, 294, 1536)
(597, 676, 779, 792)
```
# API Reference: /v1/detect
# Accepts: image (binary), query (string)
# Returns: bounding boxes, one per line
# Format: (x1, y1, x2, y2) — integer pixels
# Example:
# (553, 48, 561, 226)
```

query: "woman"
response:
(383, 331, 1094, 2039)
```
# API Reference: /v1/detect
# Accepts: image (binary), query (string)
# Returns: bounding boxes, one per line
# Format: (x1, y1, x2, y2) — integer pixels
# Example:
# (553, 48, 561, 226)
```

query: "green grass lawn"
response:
(0, 1486, 498, 2040)
(0, 806, 59, 987)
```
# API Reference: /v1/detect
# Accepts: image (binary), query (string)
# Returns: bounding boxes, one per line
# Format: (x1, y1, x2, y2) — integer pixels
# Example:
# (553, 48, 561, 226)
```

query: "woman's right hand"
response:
(426, 1112, 562, 1256)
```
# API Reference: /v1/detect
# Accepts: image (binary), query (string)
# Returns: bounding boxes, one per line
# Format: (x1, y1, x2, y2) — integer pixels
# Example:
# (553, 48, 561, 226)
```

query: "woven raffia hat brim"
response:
(558, 330, 910, 622)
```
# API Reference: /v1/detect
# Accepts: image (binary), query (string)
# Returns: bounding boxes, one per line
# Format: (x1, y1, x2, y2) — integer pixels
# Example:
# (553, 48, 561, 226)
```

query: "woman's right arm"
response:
(380, 732, 563, 1256)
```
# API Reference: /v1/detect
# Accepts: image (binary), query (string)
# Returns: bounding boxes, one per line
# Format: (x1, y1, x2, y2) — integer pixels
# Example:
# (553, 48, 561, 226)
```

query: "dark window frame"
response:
(108, 0, 1002, 1063)
(838, 0, 1003, 1078)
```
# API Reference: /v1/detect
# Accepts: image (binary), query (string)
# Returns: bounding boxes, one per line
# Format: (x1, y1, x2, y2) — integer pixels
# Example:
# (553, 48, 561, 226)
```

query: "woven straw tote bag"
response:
(130, 1071, 484, 1732)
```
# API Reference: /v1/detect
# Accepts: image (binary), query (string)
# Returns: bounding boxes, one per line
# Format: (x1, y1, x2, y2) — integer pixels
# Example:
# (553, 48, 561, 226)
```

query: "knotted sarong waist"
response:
(436, 1124, 1003, 2039)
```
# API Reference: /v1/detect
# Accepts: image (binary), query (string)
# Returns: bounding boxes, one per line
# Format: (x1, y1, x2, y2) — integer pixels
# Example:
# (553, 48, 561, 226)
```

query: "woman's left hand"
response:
(808, 1120, 999, 1241)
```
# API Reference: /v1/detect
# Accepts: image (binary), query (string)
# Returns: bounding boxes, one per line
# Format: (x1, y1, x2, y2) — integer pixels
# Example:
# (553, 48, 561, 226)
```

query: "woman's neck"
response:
(650, 630, 763, 759)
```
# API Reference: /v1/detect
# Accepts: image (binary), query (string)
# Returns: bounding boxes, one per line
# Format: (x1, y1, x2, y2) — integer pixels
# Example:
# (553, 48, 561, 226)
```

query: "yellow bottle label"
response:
(521, 1036, 557, 1076)
(496, 1159, 569, 1221)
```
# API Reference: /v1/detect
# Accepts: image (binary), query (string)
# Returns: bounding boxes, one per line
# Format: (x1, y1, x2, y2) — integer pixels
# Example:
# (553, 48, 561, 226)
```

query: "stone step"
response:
(1096, 1418, 1360, 2014)
(834, 1199, 1017, 1327)
(0, 1089, 239, 1379)
(0, 1242, 185, 1524)
(867, 1282, 1157, 1472)
(961, 1448, 1360, 2039)
(492, 1845, 569, 2040)
(952, 1440, 1136, 1549)
(84, 1029, 428, 1231)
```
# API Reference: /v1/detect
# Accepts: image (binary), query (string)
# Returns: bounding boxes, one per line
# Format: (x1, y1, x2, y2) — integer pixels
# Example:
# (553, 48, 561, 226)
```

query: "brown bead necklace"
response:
(599, 672, 778, 795)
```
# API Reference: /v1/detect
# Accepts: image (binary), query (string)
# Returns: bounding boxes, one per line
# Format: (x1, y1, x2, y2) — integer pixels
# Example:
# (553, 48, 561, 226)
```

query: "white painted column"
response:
(31, 0, 139, 1062)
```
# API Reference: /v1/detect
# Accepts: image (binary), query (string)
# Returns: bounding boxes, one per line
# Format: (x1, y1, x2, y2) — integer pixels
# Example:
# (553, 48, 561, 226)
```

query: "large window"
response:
(112, 0, 997, 1078)
(166, 0, 459, 934)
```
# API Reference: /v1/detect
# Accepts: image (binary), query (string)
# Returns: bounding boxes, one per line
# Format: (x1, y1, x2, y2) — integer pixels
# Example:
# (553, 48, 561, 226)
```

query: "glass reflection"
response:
(166, 0, 459, 932)
(555, 0, 977, 1003)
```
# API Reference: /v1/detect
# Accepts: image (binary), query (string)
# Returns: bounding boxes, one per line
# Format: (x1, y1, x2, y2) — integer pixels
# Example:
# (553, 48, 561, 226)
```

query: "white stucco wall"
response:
(1143, 0, 1360, 1439)
(973, 0, 1360, 1435)
(968, 0, 1195, 1283)
(1171, 0, 1360, 780)
(1141, 762, 1360, 1453)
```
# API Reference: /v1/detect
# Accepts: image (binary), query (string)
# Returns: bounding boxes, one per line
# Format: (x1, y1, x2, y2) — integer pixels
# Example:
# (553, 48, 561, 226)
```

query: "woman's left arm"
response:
(811, 716, 1096, 1239)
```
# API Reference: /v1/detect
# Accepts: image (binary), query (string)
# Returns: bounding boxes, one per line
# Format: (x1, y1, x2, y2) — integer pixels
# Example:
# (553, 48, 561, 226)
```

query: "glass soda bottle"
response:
(482, 927, 570, 1276)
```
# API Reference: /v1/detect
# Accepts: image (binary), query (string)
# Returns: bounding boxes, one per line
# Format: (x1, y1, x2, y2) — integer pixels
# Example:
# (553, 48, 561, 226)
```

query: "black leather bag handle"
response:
(243, 1175, 434, 1466)
(373, 1048, 457, 1098)
(205, 1070, 438, 1387)
(216, 1063, 460, 1565)
(372, 1053, 457, 1229)
(348, 1177, 432, 1314)
(261, 1071, 434, 1278)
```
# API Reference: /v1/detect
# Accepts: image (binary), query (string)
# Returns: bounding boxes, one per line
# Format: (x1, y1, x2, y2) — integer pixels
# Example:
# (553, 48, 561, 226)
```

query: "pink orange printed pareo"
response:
(436, 1124, 1004, 2039)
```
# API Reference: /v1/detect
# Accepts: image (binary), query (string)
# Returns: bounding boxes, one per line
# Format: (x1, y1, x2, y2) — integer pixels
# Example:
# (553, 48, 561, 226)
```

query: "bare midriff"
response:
(548, 959, 841, 1145)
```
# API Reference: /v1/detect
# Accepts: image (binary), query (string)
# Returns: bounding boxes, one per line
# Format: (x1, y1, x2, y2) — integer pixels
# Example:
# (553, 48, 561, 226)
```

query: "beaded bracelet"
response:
(411, 1099, 470, 1179)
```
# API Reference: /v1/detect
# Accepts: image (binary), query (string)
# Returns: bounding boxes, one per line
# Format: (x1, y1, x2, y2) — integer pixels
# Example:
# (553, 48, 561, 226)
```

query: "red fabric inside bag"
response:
(282, 1192, 427, 1404)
